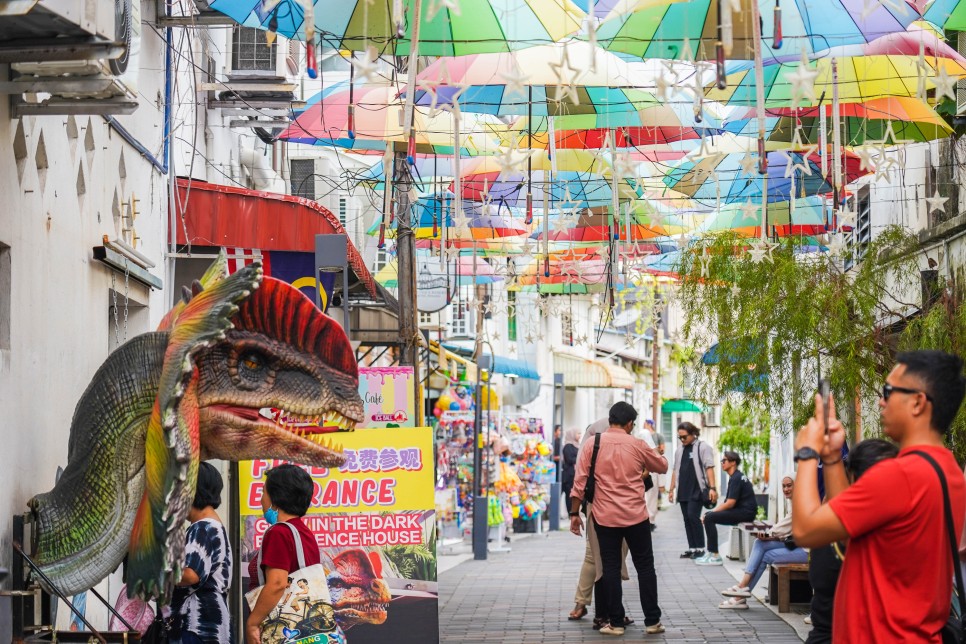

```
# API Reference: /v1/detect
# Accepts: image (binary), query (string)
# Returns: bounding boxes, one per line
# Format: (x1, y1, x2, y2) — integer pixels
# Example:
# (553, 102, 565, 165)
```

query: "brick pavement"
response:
(438, 507, 803, 643)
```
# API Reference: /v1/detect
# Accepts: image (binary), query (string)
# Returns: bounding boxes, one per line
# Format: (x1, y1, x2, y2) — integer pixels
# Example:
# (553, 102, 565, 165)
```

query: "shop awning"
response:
(553, 349, 635, 389)
(441, 344, 540, 381)
(173, 178, 379, 300)
(662, 399, 703, 413)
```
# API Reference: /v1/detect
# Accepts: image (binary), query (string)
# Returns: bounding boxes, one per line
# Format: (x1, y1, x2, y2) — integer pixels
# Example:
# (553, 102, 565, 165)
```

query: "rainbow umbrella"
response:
(663, 151, 834, 204)
(375, 253, 503, 287)
(708, 55, 966, 108)
(532, 209, 687, 242)
(208, 0, 585, 55)
(372, 193, 530, 240)
(593, 0, 920, 62)
(723, 97, 952, 145)
(408, 42, 658, 116)
(699, 197, 829, 237)
(515, 253, 610, 292)
(279, 83, 502, 154)
(923, 0, 966, 31)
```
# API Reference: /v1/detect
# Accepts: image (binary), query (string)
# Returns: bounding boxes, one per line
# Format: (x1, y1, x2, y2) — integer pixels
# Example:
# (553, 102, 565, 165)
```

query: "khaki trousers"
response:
(574, 505, 629, 606)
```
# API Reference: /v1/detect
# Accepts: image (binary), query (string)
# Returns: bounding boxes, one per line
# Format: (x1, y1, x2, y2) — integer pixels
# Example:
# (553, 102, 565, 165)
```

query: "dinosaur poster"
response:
(239, 428, 439, 644)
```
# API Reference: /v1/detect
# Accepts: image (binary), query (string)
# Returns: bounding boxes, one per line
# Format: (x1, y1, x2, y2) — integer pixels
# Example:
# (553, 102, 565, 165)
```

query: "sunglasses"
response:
(882, 383, 932, 402)
(678, 435, 690, 441)
(720, 458, 731, 463)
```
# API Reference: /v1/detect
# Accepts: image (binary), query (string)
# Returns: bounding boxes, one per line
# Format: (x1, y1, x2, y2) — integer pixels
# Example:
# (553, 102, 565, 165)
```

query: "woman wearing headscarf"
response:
(561, 428, 581, 511)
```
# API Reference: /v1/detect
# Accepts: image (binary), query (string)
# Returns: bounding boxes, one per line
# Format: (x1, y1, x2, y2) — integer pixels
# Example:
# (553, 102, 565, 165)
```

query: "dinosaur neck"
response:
(30, 332, 168, 596)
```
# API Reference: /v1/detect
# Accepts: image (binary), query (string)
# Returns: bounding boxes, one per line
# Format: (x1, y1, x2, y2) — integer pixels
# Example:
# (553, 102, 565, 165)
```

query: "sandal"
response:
(721, 585, 752, 598)
(568, 605, 588, 621)
(592, 616, 633, 629)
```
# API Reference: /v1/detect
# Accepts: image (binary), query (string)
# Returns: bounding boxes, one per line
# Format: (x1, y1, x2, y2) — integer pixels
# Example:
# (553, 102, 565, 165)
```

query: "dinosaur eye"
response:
(230, 348, 276, 390)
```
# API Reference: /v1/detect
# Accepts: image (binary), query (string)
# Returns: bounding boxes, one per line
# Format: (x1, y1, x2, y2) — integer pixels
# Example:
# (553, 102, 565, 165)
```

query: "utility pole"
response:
(651, 291, 662, 428)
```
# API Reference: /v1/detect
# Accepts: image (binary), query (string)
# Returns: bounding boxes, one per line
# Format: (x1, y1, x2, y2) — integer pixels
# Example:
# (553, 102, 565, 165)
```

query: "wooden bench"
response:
(768, 563, 811, 613)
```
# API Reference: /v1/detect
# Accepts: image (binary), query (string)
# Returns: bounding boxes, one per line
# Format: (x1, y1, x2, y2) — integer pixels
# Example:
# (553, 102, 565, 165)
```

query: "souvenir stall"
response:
(503, 418, 555, 534)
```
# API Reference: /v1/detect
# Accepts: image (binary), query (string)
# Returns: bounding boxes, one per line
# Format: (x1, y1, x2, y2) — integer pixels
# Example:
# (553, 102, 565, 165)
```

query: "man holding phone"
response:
(792, 350, 966, 642)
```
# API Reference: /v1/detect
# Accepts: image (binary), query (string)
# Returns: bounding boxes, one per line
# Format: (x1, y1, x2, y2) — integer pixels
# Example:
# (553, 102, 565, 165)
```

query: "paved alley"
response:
(438, 509, 804, 643)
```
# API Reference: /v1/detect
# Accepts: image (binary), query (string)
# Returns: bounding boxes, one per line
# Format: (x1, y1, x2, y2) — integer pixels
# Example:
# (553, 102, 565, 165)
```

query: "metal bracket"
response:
(0, 38, 124, 64)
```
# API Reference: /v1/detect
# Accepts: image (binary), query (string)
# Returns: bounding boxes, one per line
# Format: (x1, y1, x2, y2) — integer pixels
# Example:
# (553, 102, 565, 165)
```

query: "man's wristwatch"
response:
(569, 511, 580, 517)
(794, 447, 820, 463)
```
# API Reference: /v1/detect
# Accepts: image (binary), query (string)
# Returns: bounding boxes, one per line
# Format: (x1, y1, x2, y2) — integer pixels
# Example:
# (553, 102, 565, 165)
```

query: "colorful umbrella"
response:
(708, 55, 966, 108)
(923, 0, 966, 31)
(593, 0, 920, 62)
(723, 97, 952, 145)
(409, 42, 658, 115)
(375, 253, 503, 286)
(663, 151, 834, 204)
(373, 193, 530, 240)
(279, 83, 502, 154)
(699, 197, 830, 237)
(532, 209, 687, 242)
(209, 0, 585, 55)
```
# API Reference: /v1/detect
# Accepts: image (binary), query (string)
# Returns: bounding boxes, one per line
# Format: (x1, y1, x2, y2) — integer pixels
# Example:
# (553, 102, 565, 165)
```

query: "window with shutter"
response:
(231, 26, 277, 72)
(290, 159, 315, 199)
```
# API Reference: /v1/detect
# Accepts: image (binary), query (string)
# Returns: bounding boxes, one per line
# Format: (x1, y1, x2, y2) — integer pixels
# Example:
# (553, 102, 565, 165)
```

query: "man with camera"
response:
(792, 350, 966, 642)
(569, 402, 669, 637)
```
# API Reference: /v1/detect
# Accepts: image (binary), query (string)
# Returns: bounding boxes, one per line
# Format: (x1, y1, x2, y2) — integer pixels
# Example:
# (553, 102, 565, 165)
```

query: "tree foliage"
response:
(674, 227, 922, 439)
(717, 401, 771, 482)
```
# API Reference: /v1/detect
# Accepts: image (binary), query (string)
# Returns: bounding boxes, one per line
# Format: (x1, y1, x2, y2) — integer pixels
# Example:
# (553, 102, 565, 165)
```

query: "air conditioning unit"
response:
(702, 406, 721, 427)
(1, 0, 139, 114)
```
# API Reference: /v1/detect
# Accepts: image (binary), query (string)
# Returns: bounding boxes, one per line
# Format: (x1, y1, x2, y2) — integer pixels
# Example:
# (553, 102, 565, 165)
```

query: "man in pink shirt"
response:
(570, 402, 670, 636)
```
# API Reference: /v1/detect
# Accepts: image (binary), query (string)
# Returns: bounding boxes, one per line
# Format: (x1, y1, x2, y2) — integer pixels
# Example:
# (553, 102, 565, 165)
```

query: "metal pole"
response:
(472, 358, 489, 560)
(549, 373, 565, 531)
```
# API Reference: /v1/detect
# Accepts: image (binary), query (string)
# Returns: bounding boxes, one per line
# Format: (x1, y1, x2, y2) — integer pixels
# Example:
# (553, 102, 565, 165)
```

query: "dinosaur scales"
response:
(28, 254, 365, 601)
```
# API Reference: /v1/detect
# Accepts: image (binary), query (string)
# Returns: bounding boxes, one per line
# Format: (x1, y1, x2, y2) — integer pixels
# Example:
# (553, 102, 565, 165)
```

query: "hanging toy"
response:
(525, 191, 533, 225)
(266, 6, 279, 46)
(772, 0, 783, 50)
(406, 132, 416, 166)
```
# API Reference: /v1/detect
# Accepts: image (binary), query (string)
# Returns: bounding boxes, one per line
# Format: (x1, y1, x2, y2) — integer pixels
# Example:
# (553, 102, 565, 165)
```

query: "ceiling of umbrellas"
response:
(210, 0, 966, 338)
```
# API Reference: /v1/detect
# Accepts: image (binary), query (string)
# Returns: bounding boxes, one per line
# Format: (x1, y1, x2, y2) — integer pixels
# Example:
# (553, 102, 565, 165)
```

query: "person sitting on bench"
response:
(695, 451, 758, 566)
(718, 476, 808, 609)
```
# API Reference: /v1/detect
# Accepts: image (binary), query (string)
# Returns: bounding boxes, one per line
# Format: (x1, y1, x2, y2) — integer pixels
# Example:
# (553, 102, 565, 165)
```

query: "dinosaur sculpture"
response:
(327, 549, 392, 630)
(28, 254, 365, 601)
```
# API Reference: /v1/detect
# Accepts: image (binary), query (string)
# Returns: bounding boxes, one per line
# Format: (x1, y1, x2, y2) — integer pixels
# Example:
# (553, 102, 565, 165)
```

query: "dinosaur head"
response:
(195, 275, 363, 468)
(327, 549, 391, 629)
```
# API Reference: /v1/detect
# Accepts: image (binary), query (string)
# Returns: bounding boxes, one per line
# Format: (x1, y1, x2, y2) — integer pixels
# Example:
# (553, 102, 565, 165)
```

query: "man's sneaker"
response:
(599, 624, 625, 636)
(719, 597, 749, 610)
(695, 553, 724, 566)
(689, 549, 706, 559)
(679, 550, 694, 558)
(645, 622, 666, 634)
(722, 585, 752, 598)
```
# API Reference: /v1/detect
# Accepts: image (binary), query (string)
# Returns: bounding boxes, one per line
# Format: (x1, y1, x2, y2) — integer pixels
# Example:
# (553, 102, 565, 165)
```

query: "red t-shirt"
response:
(247, 518, 320, 591)
(828, 445, 965, 643)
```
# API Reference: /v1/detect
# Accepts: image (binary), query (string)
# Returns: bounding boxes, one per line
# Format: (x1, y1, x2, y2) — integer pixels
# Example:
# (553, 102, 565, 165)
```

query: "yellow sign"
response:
(238, 427, 434, 515)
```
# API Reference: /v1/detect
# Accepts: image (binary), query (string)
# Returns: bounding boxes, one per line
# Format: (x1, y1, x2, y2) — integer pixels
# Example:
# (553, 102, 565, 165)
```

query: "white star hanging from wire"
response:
(675, 233, 689, 249)
(926, 191, 949, 215)
(416, 63, 466, 118)
(444, 243, 461, 260)
(552, 214, 574, 234)
(730, 282, 741, 299)
(426, 0, 459, 21)
(519, 239, 535, 259)
(690, 135, 722, 162)
(584, 19, 599, 71)
(500, 63, 530, 100)
(557, 188, 582, 219)
(854, 144, 876, 172)
(782, 128, 817, 178)
(738, 152, 757, 177)
(740, 200, 759, 222)
(451, 208, 472, 236)
(826, 233, 848, 256)
(699, 247, 711, 278)
(838, 203, 858, 228)
(787, 49, 820, 108)
(351, 45, 381, 84)
(932, 65, 959, 102)
(549, 44, 584, 105)
(654, 66, 676, 103)
(860, 0, 911, 20)
(747, 240, 776, 264)
(493, 135, 533, 175)
(611, 151, 637, 181)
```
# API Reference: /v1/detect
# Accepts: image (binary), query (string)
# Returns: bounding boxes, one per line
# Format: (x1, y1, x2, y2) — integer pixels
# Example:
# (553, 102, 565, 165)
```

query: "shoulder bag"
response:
(908, 450, 966, 644)
(696, 441, 716, 509)
(246, 522, 343, 644)
(581, 433, 602, 512)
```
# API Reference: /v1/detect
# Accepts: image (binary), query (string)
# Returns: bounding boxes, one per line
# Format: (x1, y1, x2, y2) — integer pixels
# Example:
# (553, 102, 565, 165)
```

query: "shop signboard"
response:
(358, 367, 416, 428)
(239, 428, 439, 644)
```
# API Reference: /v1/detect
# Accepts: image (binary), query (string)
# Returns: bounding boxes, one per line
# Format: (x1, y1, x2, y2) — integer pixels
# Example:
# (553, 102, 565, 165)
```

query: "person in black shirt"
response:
(694, 451, 757, 566)
(669, 422, 717, 559)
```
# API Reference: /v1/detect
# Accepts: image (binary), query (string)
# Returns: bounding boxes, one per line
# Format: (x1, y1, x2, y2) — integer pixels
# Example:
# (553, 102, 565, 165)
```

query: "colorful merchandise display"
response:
(500, 418, 554, 533)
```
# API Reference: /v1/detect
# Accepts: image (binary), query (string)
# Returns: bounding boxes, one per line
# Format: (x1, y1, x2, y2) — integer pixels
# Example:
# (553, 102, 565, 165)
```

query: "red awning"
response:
(173, 178, 377, 298)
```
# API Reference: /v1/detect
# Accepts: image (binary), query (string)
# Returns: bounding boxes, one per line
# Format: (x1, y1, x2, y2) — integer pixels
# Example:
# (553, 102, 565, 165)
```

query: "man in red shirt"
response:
(570, 401, 669, 636)
(792, 350, 966, 643)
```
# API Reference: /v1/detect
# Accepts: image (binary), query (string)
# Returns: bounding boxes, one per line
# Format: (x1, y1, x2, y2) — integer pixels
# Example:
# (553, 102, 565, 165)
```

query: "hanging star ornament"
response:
(552, 214, 574, 234)
(738, 152, 757, 177)
(926, 190, 949, 215)
(747, 240, 776, 264)
(782, 128, 817, 178)
(493, 135, 533, 174)
(838, 203, 858, 228)
(826, 233, 848, 256)
(932, 65, 959, 102)
(730, 282, 741, 299)
(740, 200, 759, 222)
(351, 45, 381, 84)
(787, 49, 820, 108)
(416, 62, 466, 117)
(500, 63, 530, 100)
(549, 44, 584, 105)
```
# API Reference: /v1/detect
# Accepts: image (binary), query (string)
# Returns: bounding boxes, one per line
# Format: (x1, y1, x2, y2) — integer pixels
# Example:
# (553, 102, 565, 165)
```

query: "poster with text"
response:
(239, 428, 438, 644)
(357, 367, 416, 428)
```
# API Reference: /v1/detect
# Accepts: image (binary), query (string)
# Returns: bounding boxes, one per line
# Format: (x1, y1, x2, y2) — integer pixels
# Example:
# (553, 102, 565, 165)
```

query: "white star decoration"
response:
(787, 49, 820, 108)
(552, 215, 574, 234)
(861, 0, 911, 20)
(932, 65, 958, 103)
(690, 135, 722, 162)
(655, 71, 675, 103)
(416, 63, 466, 118)
(738, 153, 757, 177)
(854, 145, 876, 172)
(549, 45, 584, 105)
(740, 200, 759, 222)
(351, 45, 381, 85)
(730, 282, 741, 299)
(494, 136, 533, 174)
(426, 0, 459, 21)
(926, 191, 949, 215)
(782, 128, 817, 179)
(826, 233, 848, 256)
(747, 240, 776, 264)
(444, 244, 461, 260)
(500, 63, 530, 100)
(838, 204, 858, 228)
